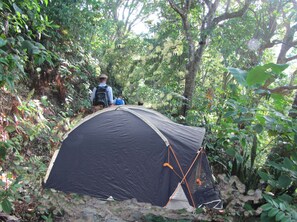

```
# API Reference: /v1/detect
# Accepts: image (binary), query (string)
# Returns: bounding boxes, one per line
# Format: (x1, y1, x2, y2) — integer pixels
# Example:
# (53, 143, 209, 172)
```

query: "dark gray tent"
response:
(44, 106, 222, 210)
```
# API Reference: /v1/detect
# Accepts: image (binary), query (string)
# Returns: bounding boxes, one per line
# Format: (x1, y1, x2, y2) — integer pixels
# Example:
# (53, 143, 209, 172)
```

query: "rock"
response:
(50, 192, 221, 222)
(104, 214, 126, 222)
(129, 211, 143, 221)
(247, 190, 255, 196)
(0, 213, 20, 222)
(131, 198, 138, 204)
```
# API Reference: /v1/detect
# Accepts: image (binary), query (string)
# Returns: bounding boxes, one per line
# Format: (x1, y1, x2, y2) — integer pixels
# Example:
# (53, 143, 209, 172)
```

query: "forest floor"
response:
(51, 194, 221, 222)
(39, 174, 262, 222)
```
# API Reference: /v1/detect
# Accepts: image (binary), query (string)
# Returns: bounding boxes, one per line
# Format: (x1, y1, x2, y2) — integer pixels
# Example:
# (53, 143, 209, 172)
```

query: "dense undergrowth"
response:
(1, 0, 297, 221)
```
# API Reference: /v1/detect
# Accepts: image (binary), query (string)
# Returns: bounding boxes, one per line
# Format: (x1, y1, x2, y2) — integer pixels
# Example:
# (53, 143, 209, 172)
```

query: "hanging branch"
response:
(212, 0, 252, 27)
(168, 0, 185, 17)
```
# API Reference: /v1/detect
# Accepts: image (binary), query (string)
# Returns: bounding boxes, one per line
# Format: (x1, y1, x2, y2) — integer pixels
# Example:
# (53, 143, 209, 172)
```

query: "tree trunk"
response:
(168, 0, 252, 116)
(182, 45, 205, 116)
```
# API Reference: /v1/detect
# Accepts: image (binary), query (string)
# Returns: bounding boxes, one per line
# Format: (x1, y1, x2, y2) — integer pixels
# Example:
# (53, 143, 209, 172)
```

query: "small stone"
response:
(130, 211, 143, 221)
(247, 190, 255, 196)
(131, 198, 138, 204)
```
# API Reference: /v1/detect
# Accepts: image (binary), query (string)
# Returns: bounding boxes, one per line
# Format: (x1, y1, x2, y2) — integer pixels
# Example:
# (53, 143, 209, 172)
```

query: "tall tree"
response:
(167, 0, 252, 115)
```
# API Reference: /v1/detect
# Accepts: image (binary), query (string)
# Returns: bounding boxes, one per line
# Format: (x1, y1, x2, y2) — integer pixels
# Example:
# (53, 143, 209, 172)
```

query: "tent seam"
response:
(119, 107, 170, 147)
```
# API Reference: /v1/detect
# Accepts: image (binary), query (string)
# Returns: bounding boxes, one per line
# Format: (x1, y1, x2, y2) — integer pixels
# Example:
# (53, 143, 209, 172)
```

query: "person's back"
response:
(114, 96, 125, 105)
(90, 74, 113, 111)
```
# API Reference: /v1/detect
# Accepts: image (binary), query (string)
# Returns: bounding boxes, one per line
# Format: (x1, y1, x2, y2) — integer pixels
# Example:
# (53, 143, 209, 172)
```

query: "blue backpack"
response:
(115, 98, 124, 105)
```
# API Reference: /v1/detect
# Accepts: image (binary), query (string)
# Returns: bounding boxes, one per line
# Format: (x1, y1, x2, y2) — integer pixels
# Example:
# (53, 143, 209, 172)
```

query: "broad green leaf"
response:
(277, 175, 291, 188)
(224, 111, 236, 118)
(294, 135, 297, 149)
(283, 158, 294, 170)
(246, 66, 271, 86)
(0, 37, 7, 47)
(0, 57, 9, 65)
(13, 56, 24, 73)
(5, 125, 16, 133)
(268, 179, 278, 188)
(281, 216, 292, 222)
(12, 3, 23, 14)
(225, 148, 236, 157)
(261, 203, 273, 211)
(196, 207, 204, 214)
(271, 94, 287, 110)
(260, 212, 274, 222)
(244, 203, 253, 211)
(32, 47, 41, 55)
(275, 211, 286, 221)
(271, 200, 279, 208)
(258, 171, 270, 181)
(271, 94, 285, 103)
(268, 208, 279, 217)
(246, 63, 289, 86)
(266, 184, 272, 192)
(279, 194, 293, 203)
(235, 153, 243, 163)
(0, 145, 6, 159)
(230, 136, 239, 141)
(256, 113, 265, 125)
(264, 116, 275, 123)
(1, 198, 12, 213)
(228, 67, 247, 86)
(253, 124, 263, 133)
(263, 194, 274, 203)
(279, 203, 286, 211)
(268, 130, 278, 137)
(263, 63, 289, 74)
(21, 40, 35, 53)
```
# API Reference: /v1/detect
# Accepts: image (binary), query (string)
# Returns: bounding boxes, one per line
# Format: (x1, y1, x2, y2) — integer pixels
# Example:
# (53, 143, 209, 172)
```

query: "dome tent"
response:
(44, 106, 222, 210)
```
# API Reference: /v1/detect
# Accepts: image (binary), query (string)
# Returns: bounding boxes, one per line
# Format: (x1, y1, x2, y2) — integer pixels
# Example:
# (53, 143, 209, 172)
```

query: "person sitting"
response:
(90, 74, 113, 110)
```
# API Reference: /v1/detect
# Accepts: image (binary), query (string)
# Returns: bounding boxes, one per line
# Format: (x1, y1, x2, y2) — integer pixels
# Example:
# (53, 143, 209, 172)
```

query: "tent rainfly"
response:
(44, 106, 222, 210)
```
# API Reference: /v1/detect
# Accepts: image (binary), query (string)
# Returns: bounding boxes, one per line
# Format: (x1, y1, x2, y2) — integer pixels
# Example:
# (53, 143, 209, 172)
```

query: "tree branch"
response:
(285, 54, 297, 63)
(259, 40, 282, 51)
(124, 1, 142, 32)
(212, 0, 252, 26)
(264, 85, 297, 94)
(291, 40, 297, 46)
(184, 0, 192, 12)
(204, 0, 212, 9)
(168, 0, 185, 17)
(225, 0, 231, 13)
(127, 5, 145, 33)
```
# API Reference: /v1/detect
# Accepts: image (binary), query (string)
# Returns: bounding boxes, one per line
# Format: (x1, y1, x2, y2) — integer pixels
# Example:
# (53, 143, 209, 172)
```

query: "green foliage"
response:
(259, 156, 297, 191)
(229, 64, 289, 88)
(228, 68, 248, 86)
(260, 194, 297, 222)
(246, 64, 289, 86)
